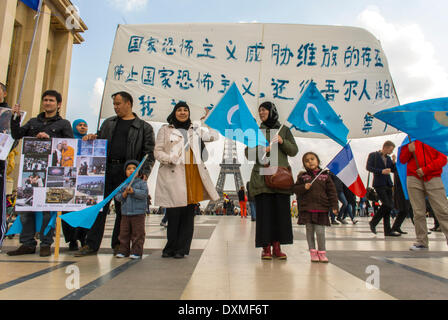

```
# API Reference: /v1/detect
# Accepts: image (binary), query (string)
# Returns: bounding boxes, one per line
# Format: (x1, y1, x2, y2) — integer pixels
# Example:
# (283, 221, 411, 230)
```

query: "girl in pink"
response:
(293, 152, 339, 263)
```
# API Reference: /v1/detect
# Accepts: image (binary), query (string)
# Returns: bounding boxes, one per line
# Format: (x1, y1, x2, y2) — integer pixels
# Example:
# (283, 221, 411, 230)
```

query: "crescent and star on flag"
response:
(304, 103, 326, 127)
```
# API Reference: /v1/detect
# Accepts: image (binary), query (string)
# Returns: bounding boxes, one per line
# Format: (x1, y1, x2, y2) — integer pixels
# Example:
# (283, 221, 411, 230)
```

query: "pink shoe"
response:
(310, 249, 319, 262)
(318, 251, 329, 263)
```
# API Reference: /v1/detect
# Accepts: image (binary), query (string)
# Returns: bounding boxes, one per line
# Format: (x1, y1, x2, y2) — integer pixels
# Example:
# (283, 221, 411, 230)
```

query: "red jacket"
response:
(399, 140, 447, 182)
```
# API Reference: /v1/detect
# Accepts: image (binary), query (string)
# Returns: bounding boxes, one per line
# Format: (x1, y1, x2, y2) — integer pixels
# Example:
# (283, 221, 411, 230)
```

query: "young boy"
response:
(115, 160, 148, 259)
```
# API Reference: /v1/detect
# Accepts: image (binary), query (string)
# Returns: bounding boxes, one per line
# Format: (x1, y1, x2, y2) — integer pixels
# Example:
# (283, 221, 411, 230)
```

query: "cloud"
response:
(88, 77, 105, 117)
(356, 6, 448, 104)
(108, 0, 149, 12)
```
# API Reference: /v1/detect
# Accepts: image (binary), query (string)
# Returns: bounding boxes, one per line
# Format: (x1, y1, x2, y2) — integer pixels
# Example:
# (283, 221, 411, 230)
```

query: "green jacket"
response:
(245, 122, 298, 197)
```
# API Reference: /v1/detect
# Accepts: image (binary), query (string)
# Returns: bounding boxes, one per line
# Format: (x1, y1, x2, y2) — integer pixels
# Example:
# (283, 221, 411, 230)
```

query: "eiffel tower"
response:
(206, 138, 244, 213)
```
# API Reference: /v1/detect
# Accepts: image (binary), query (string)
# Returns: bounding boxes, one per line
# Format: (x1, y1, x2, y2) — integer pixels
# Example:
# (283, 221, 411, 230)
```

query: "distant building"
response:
(0, 0, 87, 192)
(0, 0, 87, 118)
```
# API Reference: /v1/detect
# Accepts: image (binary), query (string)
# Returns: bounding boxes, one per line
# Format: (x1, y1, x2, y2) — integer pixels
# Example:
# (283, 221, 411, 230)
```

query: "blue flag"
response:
(374, 98, 448, 156)
(287, 82, 349, 146)
(205, 82, 268, 148)
(20, 0, 41, 11)
(61, 156, 147, 229)
(396, 136, 448, 200)
(6, 212, 57, 236)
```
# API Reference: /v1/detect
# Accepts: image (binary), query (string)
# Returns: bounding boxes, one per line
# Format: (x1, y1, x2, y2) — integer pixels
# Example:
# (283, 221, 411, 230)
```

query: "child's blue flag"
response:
(61, 155, 147, 229)
(205, 82, 268, 148)
(287, 82, 349, 146)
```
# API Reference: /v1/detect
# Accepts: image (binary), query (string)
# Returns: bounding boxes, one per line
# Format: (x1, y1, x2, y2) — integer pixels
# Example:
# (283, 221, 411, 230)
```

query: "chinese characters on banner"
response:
(101, 23, 400, 139)
(15, 138, 107, 212)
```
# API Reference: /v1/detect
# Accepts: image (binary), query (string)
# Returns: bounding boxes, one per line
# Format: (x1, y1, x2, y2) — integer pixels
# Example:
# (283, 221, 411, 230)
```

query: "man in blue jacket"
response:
(366, 141, 401, 237)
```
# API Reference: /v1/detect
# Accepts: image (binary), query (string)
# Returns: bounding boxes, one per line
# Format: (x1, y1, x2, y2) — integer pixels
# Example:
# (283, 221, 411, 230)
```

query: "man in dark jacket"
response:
(7, 90, 74, 257)
(366, 140, 400, 236)
(76, 91, 155, 256)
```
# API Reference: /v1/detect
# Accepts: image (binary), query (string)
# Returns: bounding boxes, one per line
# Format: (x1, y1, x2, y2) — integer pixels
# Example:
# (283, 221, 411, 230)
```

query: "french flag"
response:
(327, 144, 366, 198)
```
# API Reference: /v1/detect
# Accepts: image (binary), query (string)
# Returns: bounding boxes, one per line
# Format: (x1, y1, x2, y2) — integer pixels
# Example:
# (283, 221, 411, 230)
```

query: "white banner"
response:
(16, 138, 107, 212)
(100, 23, 399, 138)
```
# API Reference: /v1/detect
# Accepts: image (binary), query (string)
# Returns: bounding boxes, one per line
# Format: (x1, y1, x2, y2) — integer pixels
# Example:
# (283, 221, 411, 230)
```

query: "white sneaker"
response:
(409, 244, 428, 251)
(129, 254, 141, 260)
(116, 253, 126, 258)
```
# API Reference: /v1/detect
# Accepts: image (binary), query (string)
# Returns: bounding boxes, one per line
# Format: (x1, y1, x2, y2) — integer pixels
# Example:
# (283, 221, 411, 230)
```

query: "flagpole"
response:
(260, 123, 286, 162)
(13, 0, 44, 120)
(54, 211, 62, 259)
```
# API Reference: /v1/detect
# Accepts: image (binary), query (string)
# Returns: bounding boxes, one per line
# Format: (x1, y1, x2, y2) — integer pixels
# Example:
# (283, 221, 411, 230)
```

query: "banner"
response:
(100, 23, 399, 138)
(15, 138, 107, 212)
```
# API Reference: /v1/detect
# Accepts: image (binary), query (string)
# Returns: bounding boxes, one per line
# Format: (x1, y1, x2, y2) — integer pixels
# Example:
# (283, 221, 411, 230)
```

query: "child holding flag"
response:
(293, 152, 339, 263)
(115, 160, 148, 259)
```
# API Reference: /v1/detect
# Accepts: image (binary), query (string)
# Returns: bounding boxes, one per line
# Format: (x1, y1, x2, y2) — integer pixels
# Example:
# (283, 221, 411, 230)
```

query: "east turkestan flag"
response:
(287, 82, 349, 147)
(205, 82, 268, 148)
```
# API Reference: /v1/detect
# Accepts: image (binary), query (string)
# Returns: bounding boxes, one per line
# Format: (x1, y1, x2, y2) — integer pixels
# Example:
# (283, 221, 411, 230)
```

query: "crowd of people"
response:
(0, 83, 447, 263)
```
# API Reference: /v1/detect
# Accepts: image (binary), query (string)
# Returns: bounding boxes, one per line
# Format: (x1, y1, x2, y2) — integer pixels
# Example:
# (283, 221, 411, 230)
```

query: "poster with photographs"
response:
(0, 107, 26, 160)
(15, 137, 107, 212)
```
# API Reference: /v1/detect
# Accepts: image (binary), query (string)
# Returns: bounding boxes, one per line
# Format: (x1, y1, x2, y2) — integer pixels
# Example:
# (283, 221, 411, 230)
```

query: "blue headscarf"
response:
(72, 119, 88, 139)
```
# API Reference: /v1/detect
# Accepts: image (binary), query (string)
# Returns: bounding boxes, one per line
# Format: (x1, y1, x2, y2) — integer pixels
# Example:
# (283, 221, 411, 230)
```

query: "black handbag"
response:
(366, 172, 378, 202)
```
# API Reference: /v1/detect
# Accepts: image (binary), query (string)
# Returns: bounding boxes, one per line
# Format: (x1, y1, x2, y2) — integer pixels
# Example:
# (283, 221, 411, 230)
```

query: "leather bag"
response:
(264, 166, 294, 190)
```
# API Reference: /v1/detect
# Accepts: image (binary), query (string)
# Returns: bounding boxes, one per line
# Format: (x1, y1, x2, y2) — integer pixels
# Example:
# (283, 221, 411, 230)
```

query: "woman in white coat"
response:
(155, 102, 219, 259)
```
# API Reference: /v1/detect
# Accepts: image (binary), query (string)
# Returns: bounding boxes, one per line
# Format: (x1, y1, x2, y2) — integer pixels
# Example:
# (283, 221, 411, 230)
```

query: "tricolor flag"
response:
(327, 144, 366, 198)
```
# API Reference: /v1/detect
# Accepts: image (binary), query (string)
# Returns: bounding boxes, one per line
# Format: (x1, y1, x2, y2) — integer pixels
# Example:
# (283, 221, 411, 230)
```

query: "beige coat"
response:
(154, 121, 219, 208)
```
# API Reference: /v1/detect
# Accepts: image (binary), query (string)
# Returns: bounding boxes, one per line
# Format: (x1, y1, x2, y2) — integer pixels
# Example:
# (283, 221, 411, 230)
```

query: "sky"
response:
(65, 0, 448, 199)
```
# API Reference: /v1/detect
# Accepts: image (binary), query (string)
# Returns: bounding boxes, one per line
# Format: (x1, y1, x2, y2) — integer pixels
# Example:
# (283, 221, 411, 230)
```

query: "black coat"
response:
(98, 114, 155, 177)
(343, 185, 356, 206)
(366, 151, 395, 188)
(329, 172, 344, 193)
(11, 112, 73, 139)
(238, 189, 246, 201)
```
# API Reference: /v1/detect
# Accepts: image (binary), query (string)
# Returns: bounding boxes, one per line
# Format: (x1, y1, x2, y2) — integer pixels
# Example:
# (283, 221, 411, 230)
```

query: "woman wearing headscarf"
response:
(61, 119, 89, 251)
(72, 119, 88, 139)
(154, 102, 219, 259)
(246, 101, 298, 260)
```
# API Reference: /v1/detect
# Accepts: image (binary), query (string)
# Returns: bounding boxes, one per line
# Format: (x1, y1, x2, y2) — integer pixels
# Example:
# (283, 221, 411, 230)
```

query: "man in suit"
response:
(366, 141, 401, 237)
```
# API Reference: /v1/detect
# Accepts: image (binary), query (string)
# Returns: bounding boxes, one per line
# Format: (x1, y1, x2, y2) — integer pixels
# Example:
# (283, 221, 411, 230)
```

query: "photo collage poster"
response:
(0, 107, 26, 160)
(15, 137, 107, 212)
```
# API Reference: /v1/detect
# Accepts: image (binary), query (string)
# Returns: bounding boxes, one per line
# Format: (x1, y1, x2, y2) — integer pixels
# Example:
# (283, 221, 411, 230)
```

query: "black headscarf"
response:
(259, 101, 280, 129)
(167, 101, 192, 130)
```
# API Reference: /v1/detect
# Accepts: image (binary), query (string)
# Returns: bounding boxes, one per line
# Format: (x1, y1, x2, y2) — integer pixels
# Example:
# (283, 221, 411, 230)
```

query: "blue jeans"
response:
(337, 191, 348, 219)
(345, 203, 355, 220)
(249, 201, 256, 220)
(161, 208, 168, 224)
(19, 212, 54, 247)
